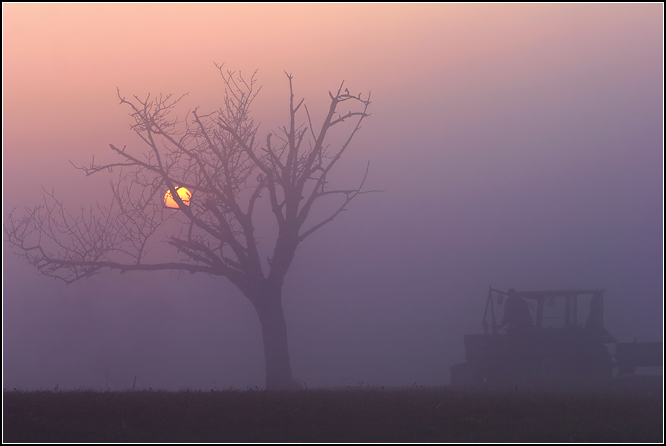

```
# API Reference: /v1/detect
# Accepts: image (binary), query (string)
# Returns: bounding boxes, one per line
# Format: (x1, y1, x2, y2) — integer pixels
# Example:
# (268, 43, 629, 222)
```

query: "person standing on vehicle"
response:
(499, 289, 533, 335)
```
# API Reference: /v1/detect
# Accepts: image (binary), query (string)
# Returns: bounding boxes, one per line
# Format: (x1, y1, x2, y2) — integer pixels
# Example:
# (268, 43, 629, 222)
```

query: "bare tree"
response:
(4, 65, 373, 390)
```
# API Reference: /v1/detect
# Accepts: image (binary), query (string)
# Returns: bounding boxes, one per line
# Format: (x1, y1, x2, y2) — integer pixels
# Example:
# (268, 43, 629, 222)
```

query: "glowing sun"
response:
(164, 187, 192, 209)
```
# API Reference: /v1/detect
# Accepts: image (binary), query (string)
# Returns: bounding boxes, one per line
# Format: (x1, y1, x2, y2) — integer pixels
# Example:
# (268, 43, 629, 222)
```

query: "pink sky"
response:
(4, 4, 660, 204)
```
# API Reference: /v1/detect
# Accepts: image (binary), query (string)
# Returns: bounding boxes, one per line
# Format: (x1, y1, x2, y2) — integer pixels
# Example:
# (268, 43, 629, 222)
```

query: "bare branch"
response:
(4, 66, 373, 296)
(298, 162, 380, 242)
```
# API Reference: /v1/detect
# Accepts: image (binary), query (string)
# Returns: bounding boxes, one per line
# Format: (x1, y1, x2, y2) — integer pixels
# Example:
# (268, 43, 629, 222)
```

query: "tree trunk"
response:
(251, 287, 298, 390)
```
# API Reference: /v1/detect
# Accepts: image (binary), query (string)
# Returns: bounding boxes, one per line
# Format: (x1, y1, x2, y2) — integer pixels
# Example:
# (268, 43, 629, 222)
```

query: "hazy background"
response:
(3, 4, 662, 390)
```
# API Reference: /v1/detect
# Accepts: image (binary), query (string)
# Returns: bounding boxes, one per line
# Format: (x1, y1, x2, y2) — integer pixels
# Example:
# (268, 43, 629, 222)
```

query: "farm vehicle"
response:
(450, 287, 662, 389)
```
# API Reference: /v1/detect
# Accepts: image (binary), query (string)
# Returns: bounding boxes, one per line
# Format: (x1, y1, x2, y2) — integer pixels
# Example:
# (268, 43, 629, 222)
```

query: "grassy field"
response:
(3, 377, 662, 443)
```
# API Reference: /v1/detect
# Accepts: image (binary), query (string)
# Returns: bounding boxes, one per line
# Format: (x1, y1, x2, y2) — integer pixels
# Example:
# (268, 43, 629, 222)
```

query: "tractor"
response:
(450, 287, 662, 389)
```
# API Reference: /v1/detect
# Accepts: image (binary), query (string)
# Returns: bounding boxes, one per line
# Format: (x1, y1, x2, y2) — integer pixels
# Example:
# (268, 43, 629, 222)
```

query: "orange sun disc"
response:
(164, 187, 192, 209)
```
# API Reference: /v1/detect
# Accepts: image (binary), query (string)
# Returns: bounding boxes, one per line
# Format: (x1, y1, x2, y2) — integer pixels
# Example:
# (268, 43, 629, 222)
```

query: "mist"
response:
(3, 4, 662, 391)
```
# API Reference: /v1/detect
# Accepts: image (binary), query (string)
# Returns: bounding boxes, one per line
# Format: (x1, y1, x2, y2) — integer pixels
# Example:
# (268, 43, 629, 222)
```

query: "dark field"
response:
(3, 377, 662, 443)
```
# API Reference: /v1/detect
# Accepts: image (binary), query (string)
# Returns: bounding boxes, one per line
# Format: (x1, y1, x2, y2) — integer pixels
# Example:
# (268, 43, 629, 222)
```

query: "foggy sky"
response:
(3, 4, 663, 390)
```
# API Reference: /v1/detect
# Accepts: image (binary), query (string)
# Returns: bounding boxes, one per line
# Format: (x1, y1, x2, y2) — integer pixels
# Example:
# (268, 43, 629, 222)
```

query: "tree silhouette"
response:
(4, 65, 373, 390)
